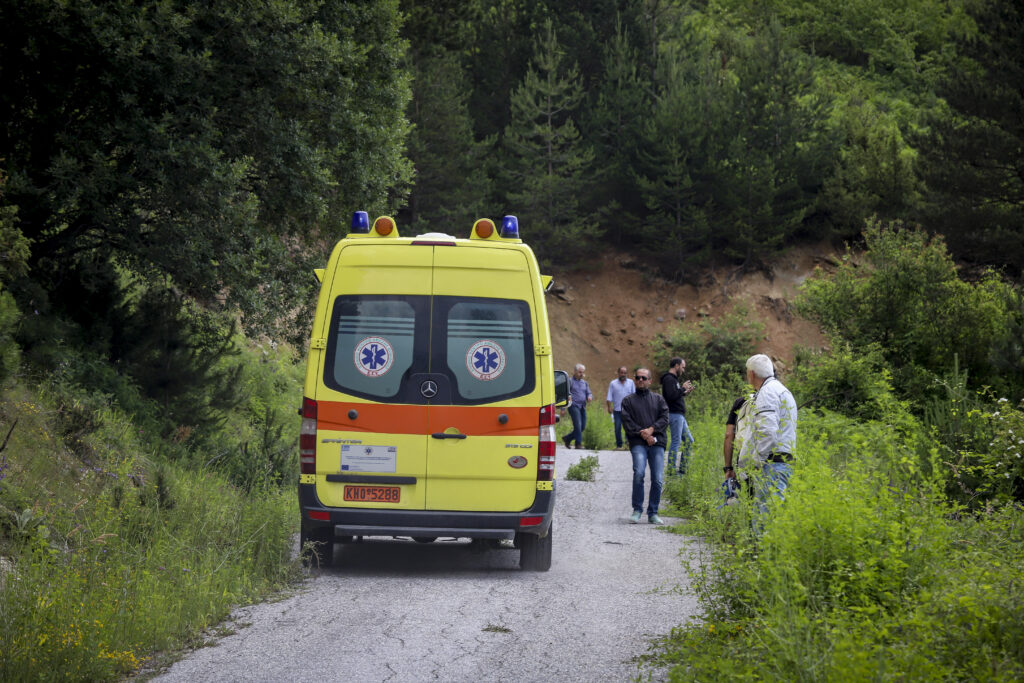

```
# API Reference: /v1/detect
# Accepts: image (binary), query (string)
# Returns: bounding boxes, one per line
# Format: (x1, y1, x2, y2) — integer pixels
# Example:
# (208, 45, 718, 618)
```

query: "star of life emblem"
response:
(466, 340, 506, 381)
(354, 336, 394, 377)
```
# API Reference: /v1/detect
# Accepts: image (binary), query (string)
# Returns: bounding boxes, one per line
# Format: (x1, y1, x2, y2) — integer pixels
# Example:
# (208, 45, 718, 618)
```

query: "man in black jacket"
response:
(621, 368, 670, 525)
(661, 357, 695, 475)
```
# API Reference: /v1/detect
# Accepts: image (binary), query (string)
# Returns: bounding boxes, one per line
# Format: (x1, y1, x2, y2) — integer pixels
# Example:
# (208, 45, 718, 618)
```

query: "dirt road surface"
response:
(153, 448, 702, 682)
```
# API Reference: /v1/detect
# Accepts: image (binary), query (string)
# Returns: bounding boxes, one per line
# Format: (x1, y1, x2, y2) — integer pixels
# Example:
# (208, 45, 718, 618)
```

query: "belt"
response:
(768, 452, 793, 463)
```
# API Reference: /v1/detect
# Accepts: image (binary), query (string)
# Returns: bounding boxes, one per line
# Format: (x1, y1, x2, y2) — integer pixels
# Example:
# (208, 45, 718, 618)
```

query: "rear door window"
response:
(324, 294, 533, 404)
(437, 297, 534, 404)
(324, 296, 427, 401)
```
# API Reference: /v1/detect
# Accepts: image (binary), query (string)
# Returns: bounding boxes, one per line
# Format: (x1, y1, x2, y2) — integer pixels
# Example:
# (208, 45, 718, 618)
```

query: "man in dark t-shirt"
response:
(722, 396, 747, 481)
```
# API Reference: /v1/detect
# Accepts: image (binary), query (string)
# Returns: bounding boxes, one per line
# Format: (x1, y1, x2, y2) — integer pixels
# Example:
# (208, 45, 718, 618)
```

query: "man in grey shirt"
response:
(562, 363, 593, 449)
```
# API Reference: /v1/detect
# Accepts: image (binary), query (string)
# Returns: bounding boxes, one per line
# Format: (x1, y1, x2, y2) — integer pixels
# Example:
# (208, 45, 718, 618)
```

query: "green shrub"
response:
(582, 406, 616, 450)
(0, 289, 21, 383)
(210, 339, 303, 491)
(649, 306, 764, 383)
(791, 342, 906, 421)
(796, 219, 1024, 401)
(566, 454, 600, 481)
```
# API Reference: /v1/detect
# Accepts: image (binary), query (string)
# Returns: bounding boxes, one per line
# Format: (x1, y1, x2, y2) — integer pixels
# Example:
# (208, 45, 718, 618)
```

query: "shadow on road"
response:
(314, 537, 527, 576)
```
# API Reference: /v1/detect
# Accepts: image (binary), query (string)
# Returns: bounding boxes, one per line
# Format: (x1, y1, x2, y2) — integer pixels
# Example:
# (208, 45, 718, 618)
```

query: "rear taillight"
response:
(300, 397, 317, 474)
(538, 404, 556, 481)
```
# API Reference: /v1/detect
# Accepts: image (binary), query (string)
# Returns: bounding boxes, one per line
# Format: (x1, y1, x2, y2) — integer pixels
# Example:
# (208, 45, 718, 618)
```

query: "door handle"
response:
(431, 432, 467, 439)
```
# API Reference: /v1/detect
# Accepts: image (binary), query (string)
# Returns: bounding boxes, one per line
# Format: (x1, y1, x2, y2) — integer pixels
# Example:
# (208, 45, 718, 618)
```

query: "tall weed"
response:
(654, 406, 1024, 681)
(0, 458, 297, 679)
(0, 362, 300, 680)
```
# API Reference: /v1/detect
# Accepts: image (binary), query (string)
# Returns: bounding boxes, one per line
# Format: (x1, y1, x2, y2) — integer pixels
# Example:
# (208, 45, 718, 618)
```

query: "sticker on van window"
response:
(466, 340, 506, 381)
(354, 336, 395, 377)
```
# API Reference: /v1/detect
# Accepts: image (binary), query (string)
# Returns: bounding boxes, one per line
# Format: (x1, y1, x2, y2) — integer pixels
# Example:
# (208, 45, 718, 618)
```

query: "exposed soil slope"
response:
(547, 244, 834, 385)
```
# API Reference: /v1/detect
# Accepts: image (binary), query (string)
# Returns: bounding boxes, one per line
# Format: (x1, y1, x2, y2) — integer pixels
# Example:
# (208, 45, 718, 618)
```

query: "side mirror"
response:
(553, 370, 570, 408)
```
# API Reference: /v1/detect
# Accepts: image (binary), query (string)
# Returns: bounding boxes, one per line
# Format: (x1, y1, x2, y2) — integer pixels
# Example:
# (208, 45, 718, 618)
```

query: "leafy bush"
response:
(582, 407, 616, 450)
(0, 289, 20, 384)
(0, 196, 27, 385)
(566, 454, 601, 481)
(649, 306, 764, 383)
(797, 220, 1024, 401)
(207, 340, 303, 491)
(791, 342, 906, 421)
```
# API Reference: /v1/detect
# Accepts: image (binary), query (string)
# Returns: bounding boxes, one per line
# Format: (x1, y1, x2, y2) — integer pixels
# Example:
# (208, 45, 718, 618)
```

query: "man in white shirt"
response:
(735, 354, 797, 516)
(605, 366, 636, 449)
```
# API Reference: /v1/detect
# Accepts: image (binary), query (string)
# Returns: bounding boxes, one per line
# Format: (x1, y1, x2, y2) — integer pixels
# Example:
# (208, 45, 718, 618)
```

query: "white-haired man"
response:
(732, 354, 797, 516)
(562, 363, 593, 449)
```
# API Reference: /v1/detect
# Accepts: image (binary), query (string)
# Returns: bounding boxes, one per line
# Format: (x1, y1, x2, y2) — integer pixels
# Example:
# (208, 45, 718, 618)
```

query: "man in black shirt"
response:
(722, 395, 747, 482)
(621, 368, 670, 525)
(660, 357, 695, 475)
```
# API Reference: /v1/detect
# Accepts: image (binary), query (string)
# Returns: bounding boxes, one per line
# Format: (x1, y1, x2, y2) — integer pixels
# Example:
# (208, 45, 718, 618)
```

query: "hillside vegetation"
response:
(1, 0, 1023, 679)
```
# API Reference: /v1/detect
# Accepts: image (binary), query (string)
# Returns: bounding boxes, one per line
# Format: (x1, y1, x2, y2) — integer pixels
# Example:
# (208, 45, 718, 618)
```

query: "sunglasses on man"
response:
(635, 375, 650, 381)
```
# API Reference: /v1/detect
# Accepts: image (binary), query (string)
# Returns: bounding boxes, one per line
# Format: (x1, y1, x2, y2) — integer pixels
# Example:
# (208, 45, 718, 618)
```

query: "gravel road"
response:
(153, 448, 702, 682)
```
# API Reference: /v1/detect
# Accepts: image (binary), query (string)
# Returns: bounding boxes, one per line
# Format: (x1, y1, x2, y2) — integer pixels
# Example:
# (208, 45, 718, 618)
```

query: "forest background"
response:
(1, 0, 1023, 679)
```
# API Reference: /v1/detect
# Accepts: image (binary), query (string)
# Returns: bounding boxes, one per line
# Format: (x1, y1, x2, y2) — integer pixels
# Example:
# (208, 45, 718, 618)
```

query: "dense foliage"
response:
(2, 0, 1024, 678)
(1, 0, 411, 337)
(398, 0, 1023, 278)
(657, 400, 1024, 681)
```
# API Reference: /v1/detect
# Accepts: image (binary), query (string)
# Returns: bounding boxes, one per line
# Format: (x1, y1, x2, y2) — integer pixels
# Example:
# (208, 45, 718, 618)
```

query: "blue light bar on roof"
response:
(351, 211, 370, 234)
(501, 215, 519, 239)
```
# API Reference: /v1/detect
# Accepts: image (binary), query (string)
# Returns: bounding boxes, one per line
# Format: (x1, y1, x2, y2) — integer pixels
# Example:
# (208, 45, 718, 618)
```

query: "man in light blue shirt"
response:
(605, 366, 636, 449)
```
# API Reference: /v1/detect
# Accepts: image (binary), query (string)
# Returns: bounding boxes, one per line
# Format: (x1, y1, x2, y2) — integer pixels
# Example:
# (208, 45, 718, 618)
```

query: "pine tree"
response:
(634, 28, 732, 279)
(402, 53, 494, 234)
(917, 0, 1024, 274)
(586, 18, 652, 244)
(502, 19, 596, 264)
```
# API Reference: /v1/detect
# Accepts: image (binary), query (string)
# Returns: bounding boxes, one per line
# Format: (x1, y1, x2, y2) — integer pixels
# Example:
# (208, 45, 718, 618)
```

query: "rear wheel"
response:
(519, 524, 552, 571)
(300, 526, 334, 568)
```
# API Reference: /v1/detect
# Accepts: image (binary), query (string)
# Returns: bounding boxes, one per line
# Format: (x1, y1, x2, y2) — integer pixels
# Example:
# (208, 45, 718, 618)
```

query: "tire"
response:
(300, 526, 334, 568)
(519, 523, 552, 571)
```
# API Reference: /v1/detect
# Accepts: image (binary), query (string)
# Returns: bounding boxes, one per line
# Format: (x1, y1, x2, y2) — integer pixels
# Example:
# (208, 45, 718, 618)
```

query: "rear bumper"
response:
(298, 482, 555, 539)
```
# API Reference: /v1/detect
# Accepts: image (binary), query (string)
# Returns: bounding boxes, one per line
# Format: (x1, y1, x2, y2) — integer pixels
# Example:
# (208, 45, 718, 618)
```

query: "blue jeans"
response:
(566, 404, 586, 447)
(752, 461, 792, 521)
(630, 443, 665, 516)
(612, 410, 624, 447)
(667, 413, 694, 473)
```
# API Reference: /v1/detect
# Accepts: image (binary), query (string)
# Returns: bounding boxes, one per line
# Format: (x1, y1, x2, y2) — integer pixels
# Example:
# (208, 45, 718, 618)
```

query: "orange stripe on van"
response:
(317, 402, 537, 437)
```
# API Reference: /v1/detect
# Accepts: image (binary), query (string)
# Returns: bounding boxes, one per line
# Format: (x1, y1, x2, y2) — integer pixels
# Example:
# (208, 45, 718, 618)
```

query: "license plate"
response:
(343, 485, 400, 503)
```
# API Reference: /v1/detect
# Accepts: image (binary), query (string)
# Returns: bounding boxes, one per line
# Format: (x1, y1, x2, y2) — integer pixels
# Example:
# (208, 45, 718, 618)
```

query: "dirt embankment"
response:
(547, 245, 835, 386)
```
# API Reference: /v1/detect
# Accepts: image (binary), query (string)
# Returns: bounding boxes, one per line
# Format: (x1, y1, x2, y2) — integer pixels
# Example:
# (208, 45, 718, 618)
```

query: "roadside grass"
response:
(555, 403, 618, 451)
(655, 406, 1024, 680)
(0, 343, 302, 680)
(566, 455, 600, 481)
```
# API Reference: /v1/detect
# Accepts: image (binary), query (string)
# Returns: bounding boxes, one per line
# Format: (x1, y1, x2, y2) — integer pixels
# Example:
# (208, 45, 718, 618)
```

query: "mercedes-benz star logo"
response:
(419, 380, 438, 398)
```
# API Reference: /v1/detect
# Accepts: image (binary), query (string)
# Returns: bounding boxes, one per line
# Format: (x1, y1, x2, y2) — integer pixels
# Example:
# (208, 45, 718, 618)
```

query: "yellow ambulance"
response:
(298, 212, 568, 571)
